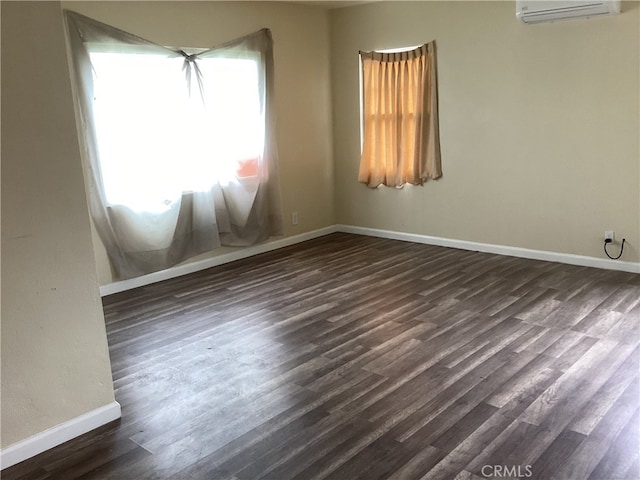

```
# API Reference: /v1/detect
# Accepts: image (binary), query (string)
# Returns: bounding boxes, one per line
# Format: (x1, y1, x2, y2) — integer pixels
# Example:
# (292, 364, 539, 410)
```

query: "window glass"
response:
(90, 52, 262, 213)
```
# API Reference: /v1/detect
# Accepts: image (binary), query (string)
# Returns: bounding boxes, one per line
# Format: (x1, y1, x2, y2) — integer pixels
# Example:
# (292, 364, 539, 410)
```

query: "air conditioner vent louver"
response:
(516, 0, 621, 24)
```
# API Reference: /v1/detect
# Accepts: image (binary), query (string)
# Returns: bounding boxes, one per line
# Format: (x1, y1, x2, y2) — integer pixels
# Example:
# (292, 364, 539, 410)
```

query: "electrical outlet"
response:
(291, 211, 298, 225)
(605, 231, 615, 242)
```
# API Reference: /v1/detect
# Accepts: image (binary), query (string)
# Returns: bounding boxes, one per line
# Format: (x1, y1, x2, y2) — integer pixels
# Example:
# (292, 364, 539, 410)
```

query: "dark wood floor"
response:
(3, 233, 639, 480)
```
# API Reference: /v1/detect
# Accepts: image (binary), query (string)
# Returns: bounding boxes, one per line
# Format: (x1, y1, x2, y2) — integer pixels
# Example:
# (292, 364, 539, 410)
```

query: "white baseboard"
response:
(100, 223, 638, 296)
(336, 225, 640, 274)
(100, 226, 338, 296)
(0, 401, 121, 470)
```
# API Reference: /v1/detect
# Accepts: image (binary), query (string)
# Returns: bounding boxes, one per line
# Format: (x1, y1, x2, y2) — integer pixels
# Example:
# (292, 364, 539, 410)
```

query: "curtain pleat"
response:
(63, 11, 282, 280)
(359, 42, 442, 188)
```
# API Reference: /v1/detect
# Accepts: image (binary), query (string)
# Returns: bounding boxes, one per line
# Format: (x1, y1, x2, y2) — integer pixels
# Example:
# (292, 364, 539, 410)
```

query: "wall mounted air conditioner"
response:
(516, 0, 621, 24)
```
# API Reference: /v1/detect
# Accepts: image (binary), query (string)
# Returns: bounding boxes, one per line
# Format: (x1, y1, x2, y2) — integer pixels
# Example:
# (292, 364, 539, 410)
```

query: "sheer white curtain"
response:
(64, 11, 282, 280)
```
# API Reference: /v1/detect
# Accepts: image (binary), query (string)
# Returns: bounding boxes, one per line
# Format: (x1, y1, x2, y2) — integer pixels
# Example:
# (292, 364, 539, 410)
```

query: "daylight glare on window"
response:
(90, 52, 262, 213)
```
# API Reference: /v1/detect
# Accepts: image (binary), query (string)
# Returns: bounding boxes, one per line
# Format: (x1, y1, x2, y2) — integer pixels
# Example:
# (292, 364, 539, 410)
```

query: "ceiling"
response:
(281, 0, 379, 9)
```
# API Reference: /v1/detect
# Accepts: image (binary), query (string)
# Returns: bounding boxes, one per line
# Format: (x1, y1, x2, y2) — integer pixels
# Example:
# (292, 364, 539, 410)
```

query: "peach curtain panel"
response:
(358, 42, 442, 188)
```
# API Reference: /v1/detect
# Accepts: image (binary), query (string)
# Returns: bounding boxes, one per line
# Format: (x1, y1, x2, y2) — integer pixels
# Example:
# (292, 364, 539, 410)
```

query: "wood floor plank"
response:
(388, 348, 529, 444)
(587, 408, 640, 480)
(549, 377, 640, 480)
(419, 410, 517, 480)
(567, 345, 639, 436)
(3, 233, 638, 480)
(528, 429, 586, 480)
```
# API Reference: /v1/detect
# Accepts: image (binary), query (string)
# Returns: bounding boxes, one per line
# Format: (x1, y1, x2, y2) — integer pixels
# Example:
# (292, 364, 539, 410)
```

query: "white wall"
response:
(74, 1, 640, 285)
(2, 0, 638, 463)
(1, 1, 116, 449)
(331, 1, 640, 263)
(59, 1, 336, 285)
(0, 0, 334, 456)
